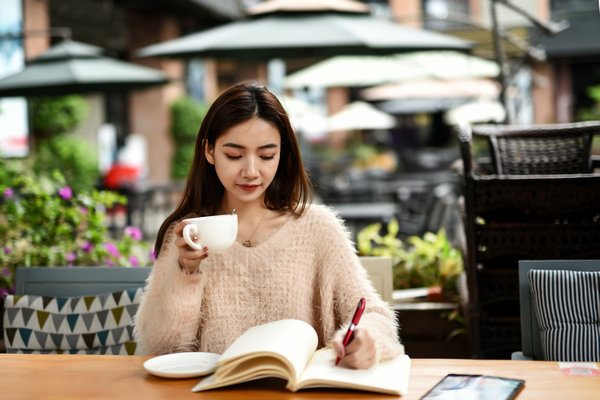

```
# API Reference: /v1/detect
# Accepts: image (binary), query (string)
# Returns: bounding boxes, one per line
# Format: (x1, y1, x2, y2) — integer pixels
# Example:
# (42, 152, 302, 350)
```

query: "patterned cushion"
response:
(3, 288, 143, 355)
(529, 269, 600, 362)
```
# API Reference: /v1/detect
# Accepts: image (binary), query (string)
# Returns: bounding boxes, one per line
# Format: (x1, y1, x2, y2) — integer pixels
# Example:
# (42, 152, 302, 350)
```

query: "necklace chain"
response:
(242, 210, 268, 247)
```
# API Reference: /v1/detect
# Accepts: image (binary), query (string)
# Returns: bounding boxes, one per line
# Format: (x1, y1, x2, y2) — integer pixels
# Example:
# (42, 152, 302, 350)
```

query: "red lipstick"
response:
(239, 184, 259, 192)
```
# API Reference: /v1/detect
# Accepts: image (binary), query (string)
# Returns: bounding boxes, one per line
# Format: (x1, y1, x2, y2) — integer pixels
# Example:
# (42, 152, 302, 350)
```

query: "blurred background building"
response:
(1, 0, 599, 240)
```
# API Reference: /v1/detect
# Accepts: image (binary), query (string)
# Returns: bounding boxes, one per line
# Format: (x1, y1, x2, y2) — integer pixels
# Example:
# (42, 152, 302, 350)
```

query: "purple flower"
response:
(65, 252, 76, 267)
(58, 186, 72, 200)
(3, 247, 10, 254)
(0, 288, 8, 297)
(106, 259, 115, 267)
(4, 188, 13, 198)
(81, 241, 93, 253)
(129, 255, 139, 267)
(104, 242, 120, 258)
(79, 207, 88, 215)
(124, 226, 143, 241)
(150, 248, 156, 262)
(1, 268, 11, 277)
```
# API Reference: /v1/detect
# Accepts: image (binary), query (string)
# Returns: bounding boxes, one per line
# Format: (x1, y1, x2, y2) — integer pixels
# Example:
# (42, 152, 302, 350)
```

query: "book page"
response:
(293, 348, 411, 395)
(196, 357, 292, 390)
(217, 319, 318, 382)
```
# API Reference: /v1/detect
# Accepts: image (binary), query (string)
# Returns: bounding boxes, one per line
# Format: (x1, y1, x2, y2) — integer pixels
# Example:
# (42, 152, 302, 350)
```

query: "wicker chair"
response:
(455, 121, 600, 358)
(470, 121, 599, 175)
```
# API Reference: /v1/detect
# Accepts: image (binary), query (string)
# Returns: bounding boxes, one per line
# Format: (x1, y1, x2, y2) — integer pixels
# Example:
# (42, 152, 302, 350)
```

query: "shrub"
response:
(0, 159, 154, 295)
(169, 97, 209, 180)
(30, 95, 89, 135)
(171, 144, 196, 181)
(34, 133, 100, 193)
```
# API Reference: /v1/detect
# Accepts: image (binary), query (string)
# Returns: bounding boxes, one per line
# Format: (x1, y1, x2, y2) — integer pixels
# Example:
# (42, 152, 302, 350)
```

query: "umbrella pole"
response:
(489, 0, 569, 125)
(489, 0, 510, 124)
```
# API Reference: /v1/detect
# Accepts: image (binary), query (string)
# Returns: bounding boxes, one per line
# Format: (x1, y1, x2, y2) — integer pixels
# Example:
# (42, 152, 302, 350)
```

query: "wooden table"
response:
(1, 354, 599, 400)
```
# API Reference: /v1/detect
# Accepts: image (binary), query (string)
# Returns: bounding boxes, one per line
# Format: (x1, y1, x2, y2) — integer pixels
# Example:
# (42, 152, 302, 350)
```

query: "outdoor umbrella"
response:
(278, 95, 328, 141)
(328, 101, 395, 131)
(444, 99, 506, 126)
(135, 0, 472, 61)
(360, 78, 501, 101)
(285, 51, 499, 89)
(0, 40, 169, 97)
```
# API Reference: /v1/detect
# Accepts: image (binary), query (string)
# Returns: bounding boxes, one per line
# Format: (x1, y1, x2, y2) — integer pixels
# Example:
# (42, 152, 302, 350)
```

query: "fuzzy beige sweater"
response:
(134, 204, 403, 362)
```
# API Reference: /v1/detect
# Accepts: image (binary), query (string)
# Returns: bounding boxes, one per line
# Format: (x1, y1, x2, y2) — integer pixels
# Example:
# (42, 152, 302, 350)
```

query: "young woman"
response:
(134, 82, 403, 369)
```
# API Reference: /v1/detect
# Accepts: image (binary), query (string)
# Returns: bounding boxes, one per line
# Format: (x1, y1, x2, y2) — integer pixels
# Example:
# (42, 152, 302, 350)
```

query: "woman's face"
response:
(205, 117, 281, 207)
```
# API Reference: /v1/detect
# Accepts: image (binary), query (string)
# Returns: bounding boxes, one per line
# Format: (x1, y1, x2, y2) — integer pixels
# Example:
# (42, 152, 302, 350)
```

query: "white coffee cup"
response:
(182, 214, 238, 253)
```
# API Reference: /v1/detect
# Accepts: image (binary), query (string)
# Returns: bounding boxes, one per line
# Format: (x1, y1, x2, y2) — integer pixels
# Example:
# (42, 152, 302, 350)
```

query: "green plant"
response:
(357, 219, 405, 264)
(171, 144, 196, 180)
(0, 159, 154, 296)
(169, 97, 209, 180)
(30, 95, 89, 135)
(357, 220, 464, 301)
(34, 133, 100, 193)
(576, 84, 600, 122)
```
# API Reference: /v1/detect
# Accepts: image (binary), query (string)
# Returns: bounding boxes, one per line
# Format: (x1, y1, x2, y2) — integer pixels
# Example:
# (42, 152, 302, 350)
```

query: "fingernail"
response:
(203, 246, 208, 252)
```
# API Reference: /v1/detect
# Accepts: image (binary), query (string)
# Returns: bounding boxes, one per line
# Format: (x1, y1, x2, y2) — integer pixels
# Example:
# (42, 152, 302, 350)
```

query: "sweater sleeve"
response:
(315, 206, 404, 363)
(133, 225, 206, 355)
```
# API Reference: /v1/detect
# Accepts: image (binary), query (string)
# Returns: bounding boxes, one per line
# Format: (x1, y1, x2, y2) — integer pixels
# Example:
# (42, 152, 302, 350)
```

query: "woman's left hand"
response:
(332, 326, 376, 369)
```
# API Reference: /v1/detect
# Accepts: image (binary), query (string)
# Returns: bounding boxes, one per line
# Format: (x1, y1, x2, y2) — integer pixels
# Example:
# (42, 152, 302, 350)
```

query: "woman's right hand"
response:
(174, 221, 209, 274)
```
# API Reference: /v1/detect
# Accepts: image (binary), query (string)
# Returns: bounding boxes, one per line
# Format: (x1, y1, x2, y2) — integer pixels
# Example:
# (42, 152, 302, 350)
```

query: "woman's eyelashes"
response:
(224, 153, 276, 160)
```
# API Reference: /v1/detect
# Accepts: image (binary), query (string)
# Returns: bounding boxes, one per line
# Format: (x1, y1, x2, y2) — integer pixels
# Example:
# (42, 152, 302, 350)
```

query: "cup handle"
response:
(182, 224, 203, 251)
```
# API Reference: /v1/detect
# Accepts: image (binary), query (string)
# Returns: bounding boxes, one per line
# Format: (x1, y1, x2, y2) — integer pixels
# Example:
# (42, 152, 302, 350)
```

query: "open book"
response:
(192, 319, 411, 395)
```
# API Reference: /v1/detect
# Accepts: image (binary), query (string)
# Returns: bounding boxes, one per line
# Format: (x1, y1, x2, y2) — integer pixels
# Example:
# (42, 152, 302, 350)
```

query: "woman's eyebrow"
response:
(223, 143, 244, 149)
(222, 143, 279, 150)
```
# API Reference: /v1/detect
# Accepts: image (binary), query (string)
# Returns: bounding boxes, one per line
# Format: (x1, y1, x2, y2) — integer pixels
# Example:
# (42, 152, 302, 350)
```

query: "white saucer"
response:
(143, 352, 220, 378)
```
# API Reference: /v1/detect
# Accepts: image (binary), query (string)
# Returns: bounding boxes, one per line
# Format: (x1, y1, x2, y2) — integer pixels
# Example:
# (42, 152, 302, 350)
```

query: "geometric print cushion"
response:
(529, 269, 600, 362)
(3, 287, 144, 355)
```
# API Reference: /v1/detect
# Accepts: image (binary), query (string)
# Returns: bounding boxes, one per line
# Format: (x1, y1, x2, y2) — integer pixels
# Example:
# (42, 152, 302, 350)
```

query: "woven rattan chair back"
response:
(471, 122, 600, 174)
(454, 121, 600, 359)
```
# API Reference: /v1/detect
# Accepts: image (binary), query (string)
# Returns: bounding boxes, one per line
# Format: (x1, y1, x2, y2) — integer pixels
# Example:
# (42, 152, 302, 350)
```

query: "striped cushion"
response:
(3, 288, 144, 355)
(529, 269, 600, 361)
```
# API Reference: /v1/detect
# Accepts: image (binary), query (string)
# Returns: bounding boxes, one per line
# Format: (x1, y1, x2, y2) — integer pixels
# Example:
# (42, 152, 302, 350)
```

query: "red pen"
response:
(335, 297, 366, 366)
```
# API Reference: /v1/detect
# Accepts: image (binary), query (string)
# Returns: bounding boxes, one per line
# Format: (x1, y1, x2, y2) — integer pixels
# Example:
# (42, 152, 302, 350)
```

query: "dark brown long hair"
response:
(154, 82, 313, 256)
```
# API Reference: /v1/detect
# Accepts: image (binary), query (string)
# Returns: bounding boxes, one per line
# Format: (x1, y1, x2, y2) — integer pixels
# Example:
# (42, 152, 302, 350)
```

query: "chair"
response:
(455, 122, 600, 358)
(514, 260, 600, 361)
(14, 266, 151, 296)
(3, 267, 151, 354)
(359, 257, 394, 306)
(471, 122, 599, 175)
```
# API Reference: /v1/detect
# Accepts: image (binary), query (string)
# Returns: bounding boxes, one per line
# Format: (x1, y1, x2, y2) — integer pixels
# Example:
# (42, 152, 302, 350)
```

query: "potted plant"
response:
(357, 220, 468, 357)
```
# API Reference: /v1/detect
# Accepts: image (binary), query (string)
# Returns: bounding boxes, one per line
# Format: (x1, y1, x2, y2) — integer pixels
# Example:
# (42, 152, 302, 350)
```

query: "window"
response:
(422, 0, 470, 30)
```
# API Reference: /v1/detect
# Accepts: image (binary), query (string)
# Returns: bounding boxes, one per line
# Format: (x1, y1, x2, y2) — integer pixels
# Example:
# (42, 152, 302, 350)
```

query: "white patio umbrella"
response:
(285, 51, 499, 89)
(444, 99, 506, 126)
(328, 101, 395, 131)
(278, 95, 328, 142)
(361, 78, 501, 101)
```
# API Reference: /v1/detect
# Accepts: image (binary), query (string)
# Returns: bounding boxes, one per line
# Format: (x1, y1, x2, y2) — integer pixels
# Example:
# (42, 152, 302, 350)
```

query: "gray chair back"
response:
(517, 260, 600, 360)
(14, 266, 151, 296)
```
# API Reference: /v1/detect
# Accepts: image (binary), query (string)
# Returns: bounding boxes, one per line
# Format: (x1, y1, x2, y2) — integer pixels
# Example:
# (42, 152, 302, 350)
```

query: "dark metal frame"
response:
(456, 122, 600, 358)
